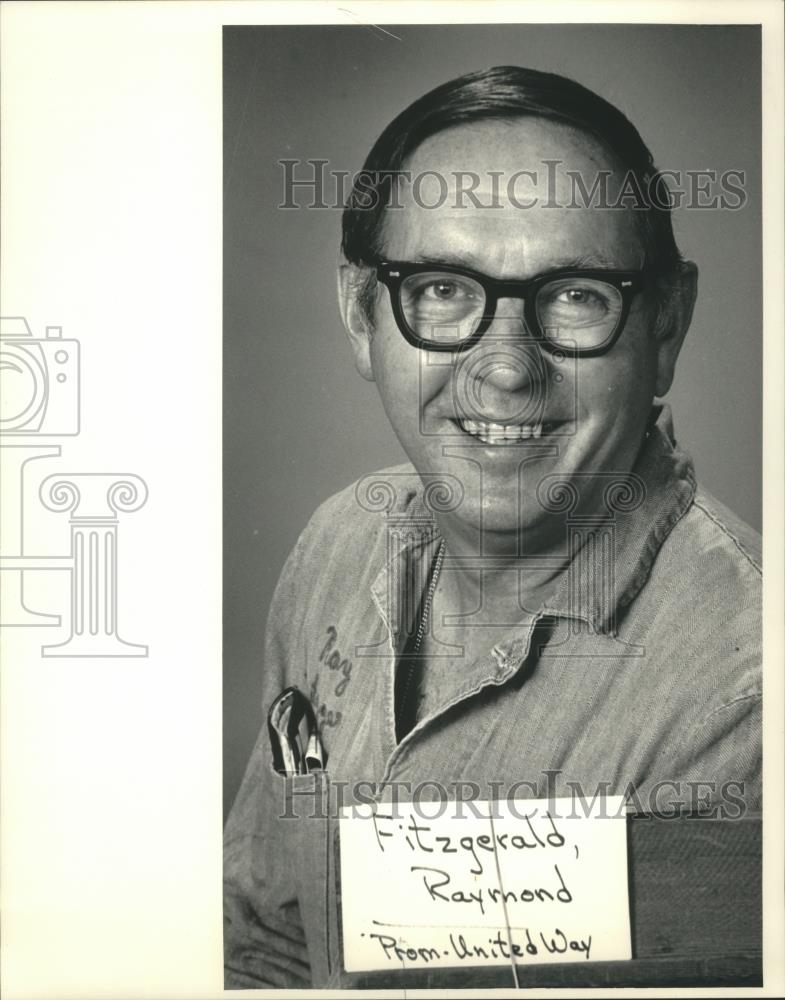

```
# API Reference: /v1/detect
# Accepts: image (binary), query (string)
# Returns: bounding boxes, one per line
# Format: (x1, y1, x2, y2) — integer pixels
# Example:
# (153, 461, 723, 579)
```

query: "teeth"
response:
(458, 418, 545, 442)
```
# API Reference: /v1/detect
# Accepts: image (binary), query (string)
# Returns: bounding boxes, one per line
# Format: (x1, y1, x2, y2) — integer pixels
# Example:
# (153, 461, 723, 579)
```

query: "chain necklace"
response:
(399, 537, 446, 721)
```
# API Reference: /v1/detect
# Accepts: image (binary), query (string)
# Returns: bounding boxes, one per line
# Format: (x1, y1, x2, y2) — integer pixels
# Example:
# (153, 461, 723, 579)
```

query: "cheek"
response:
(369, 329, 426, 425)
(574, 339, 658, 422)
(619, 334, 660, 400)
(371, 328, 448, 406)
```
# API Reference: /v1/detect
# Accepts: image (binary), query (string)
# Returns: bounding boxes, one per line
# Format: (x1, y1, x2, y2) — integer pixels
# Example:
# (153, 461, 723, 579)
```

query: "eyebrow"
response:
(411, 250, 621, 272)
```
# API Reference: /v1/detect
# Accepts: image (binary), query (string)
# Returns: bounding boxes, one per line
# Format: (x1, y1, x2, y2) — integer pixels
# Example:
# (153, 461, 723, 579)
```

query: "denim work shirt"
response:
(223, 405, 761, 989)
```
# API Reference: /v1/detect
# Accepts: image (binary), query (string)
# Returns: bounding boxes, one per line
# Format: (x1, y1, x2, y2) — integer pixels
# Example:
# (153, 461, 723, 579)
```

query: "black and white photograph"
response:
(224, 19, 768, 992)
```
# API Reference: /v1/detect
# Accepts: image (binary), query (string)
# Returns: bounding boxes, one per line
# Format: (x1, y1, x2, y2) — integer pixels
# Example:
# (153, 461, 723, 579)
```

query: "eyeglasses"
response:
(375, 260, 648, 356)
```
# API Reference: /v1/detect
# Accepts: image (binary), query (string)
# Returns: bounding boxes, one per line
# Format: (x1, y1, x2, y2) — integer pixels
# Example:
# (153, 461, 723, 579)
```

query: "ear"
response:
(337, 262, 376, 382)
(653, 261, 698, 397)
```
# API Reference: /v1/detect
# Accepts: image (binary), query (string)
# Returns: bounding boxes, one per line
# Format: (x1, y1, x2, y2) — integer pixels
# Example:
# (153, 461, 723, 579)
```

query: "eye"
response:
(423, 280, 464, 300)
(556, 287, 603, 306)
(400, 271, 486, 318)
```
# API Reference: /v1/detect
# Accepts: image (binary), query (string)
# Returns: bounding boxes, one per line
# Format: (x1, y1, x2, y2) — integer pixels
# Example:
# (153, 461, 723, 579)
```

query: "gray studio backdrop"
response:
(223, 24, 761, 818)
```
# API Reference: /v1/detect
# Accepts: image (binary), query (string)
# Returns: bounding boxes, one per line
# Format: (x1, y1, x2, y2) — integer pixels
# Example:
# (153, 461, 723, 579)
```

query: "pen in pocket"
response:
(268, 686, 326, 775)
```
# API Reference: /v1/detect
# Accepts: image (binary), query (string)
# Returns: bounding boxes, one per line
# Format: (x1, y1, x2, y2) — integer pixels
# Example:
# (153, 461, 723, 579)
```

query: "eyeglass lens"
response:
(398, 271, 624, 348)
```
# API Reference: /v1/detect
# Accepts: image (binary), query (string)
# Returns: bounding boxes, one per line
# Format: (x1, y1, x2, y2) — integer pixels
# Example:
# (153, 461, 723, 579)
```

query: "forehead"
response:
(381, 118, 645, 274)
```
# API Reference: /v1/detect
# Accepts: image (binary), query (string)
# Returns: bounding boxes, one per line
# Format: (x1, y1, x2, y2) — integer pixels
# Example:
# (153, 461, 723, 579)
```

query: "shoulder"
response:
(280, 461, 423, 590)
(688, 488, 761, 572)
(300, 461, 421, 544)
(265, 461, 421, 658)
(267, 463, 425, 704)
(638, 484, 761, 704)
(654, 485, 761, 596)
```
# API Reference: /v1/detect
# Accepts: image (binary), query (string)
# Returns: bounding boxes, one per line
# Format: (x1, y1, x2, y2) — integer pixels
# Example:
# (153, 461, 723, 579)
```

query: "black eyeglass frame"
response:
(375, 260, 649, 357)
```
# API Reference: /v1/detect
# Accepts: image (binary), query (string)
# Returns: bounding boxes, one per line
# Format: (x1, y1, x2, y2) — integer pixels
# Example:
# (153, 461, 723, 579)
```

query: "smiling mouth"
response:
(454, 417, 563, 444)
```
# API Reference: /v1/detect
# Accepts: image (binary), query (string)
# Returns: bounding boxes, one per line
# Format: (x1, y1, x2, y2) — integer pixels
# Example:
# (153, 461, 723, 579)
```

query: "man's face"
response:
(346, 119, 677, 548)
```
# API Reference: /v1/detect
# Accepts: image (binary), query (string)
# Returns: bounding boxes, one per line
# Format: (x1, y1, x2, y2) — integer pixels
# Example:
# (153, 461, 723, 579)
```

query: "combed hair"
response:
(341, 65, 683, 293)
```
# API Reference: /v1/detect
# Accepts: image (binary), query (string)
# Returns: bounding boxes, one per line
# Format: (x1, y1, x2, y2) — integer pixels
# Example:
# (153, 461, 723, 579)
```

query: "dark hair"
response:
(341, 65, 683, 313)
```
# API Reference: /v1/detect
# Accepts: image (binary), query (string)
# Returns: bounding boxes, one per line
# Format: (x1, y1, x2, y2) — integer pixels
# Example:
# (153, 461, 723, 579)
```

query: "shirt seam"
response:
(704, 691, 761, 721)
(691, 499, 762, 574)
(604, 469, 697, 632)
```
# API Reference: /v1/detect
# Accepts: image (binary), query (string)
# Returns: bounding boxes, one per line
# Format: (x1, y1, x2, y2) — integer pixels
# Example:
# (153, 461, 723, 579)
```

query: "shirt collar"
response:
(370, 404, 697, 646)
(542, 403, 697, 633)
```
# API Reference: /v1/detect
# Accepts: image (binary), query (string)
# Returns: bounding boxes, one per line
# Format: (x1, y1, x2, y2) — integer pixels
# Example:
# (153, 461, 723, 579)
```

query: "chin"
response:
(456, 498, 544, 539)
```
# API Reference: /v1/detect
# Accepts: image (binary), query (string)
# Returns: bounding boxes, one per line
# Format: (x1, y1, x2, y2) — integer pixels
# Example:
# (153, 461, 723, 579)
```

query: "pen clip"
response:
(304, 730, 326, 772)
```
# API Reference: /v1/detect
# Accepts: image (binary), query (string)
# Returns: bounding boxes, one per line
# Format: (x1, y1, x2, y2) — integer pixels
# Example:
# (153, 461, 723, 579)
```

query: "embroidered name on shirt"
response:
(306, 625, 355, 733)
(319, 625, 354, 697)
(308, 674, 343, 731)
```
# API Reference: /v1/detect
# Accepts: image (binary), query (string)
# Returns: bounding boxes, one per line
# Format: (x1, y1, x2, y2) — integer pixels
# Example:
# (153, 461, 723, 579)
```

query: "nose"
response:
(470, 298, 545, 390)
(452, 301, 548, 422)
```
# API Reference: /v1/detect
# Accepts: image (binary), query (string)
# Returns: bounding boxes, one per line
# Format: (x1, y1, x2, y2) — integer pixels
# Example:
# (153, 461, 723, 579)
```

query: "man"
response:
(224, 66, 761, 988)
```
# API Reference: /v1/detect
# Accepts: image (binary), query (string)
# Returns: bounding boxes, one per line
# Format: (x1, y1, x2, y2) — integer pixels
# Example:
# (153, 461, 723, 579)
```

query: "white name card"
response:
(339, 796, 631, 973)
